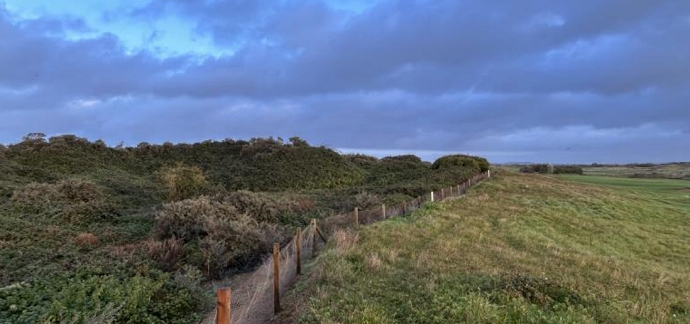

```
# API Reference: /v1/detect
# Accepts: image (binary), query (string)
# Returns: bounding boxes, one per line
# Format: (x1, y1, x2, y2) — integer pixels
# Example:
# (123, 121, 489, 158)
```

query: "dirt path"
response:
(201, 227, 316, 324)
(200, 263, 275, 324)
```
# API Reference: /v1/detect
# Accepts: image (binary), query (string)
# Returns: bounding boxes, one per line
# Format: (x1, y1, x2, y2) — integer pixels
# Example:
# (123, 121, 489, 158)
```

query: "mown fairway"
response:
(292, 172, 690, 323)
(561, 174, 690, 198)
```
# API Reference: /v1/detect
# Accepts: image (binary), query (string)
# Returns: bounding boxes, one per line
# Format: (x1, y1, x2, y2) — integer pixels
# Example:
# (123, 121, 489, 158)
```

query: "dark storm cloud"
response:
(0, 0, 689, 163)
(118, 0, 690, 100)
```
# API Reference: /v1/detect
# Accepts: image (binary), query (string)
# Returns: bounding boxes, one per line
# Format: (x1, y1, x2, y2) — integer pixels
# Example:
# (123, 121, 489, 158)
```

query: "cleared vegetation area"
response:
(0, 134, 488, 323)
(285, 171, 690, 323)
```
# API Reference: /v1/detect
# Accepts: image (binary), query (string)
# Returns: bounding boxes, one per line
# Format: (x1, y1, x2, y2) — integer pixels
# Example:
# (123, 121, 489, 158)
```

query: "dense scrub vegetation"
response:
(0, 134, 488, 323)
(519, 164, 583, 175)
(553, 165, 584, 175)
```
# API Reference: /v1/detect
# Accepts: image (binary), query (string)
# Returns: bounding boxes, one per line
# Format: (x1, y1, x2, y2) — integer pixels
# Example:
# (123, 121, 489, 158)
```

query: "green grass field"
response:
(285, 172, 690, 323)
(581, 164, 690, 180)
(560, 174, 690, 191)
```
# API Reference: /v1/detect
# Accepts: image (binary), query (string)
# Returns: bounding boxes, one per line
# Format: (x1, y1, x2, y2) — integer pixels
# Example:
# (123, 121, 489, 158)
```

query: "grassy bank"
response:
(288, 172, 690, 323)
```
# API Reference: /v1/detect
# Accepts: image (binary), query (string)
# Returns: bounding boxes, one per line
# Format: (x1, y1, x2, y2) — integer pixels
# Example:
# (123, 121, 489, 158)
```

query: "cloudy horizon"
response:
(1, 0, 689, 164)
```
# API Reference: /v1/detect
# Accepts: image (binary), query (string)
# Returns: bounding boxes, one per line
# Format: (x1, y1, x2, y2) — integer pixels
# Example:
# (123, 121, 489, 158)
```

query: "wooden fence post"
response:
(381, 204, 386, 219)
(354, 207, 359, 225)
(216, 288, 231, 324)
(430, 191, 434, 202)
(311, 219, 317, 258)
(273, 243, 281, 314)
(441, 188, 445, 200)
(296, 227, 301, 276)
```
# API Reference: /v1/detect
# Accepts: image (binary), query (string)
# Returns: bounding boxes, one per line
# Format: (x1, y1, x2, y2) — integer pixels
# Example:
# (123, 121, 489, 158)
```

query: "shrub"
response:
(553, 166, 584, 175)
(154, 196, 287, 277)
(234, 143, 366, 191)
(0, 270, 206, 324)
(519, 164, 553, 174)
(154, 196, 233, 241)
(11, 180, 117, 223)
(362, 154, 431, 187)
(290, 194, 317, 213)
(220, 190, 283, 223)
(62, 200, 120, 223)
(11, 179, 104, 206)
(58, 178, 104, 203)
(10, 182, 63, 209)
(343, 154, 379, 168)
(354, 192, 382, 210)
(519, 166, 532, 173)
(145, 237, 185, 271)
(217, 191, 317, 226)
(432, 155, 490, 173)
(381, 155, 423, 164)
(198, 236, 232, 278)
(159, 163, 210, 201)
(172, 264, 205, 293)
(199, 209, 283, 277)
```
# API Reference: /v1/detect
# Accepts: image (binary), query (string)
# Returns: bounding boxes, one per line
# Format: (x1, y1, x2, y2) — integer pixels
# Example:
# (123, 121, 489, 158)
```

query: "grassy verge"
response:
(287, 172, 690, 323)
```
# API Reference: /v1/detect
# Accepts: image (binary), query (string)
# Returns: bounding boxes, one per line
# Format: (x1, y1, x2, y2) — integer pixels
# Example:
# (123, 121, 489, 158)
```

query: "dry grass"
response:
(74, 233, 99, 249)
(332, 229, 359, 255)
(144, 237, 184, 271)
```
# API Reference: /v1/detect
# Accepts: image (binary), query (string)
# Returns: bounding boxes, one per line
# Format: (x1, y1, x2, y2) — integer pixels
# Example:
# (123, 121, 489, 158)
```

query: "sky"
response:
(1, 0, 689, 163)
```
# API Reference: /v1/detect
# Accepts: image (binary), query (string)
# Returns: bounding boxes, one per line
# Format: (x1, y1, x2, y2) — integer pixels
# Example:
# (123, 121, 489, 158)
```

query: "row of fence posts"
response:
(214, 171, 490, 323)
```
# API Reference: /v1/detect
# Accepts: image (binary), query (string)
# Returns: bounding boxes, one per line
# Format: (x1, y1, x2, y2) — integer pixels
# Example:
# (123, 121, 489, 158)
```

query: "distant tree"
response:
(22, 133, 46, 143)
(289, 136, 309, 147)
(520, 164, 560, 174)
(93, 139, 107, 149)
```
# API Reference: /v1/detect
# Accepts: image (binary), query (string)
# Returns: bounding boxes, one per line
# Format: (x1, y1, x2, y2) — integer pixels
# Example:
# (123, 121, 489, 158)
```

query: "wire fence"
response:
(206, 171, 491, 324)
